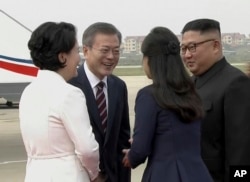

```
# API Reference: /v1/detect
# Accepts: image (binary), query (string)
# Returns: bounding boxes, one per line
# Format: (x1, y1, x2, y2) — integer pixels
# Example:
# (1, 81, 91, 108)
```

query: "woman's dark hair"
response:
(141, 27, 204, 122)
(28, 22, 77, 71)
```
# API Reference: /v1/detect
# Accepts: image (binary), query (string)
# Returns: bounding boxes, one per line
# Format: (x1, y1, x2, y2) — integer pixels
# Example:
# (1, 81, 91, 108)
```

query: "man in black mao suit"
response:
(69, 22, 131, 182)
(181, 18, 250, 182)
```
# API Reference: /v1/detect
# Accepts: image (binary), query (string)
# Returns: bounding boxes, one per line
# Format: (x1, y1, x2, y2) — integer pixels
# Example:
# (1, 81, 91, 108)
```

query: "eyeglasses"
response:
(90, 46, 121, 56)
(180, 39, 215, 55)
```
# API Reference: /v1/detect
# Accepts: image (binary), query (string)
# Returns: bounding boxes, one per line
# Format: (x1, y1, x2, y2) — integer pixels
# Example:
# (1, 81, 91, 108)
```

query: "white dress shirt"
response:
(84, 62, 108, 113)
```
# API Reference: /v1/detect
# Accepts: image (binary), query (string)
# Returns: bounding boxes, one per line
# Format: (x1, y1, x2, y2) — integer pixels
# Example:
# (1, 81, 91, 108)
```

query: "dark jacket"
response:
(69, 64, 131, 182)
(129, 85, 213, 182)
(195, 57, 250, 182)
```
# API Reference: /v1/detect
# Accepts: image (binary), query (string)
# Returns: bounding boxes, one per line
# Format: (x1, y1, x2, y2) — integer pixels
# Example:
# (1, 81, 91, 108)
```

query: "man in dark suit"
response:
(181, 18, 250, 182)
(69, 22, 131, 182)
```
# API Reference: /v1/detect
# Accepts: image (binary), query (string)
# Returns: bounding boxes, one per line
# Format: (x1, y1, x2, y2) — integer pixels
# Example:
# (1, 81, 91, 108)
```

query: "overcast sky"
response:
(1, 0, 250, 42)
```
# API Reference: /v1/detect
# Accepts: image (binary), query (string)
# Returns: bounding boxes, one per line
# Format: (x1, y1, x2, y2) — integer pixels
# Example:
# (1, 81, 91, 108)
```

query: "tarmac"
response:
(0, 76, 151, 182)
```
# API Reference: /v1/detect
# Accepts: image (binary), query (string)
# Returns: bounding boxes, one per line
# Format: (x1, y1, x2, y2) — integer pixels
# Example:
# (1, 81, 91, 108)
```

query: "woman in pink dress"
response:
(19, 22, 100, 182)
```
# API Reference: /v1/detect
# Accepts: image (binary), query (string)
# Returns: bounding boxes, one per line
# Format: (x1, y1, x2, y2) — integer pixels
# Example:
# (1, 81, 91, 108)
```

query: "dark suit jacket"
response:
(69, 64, 131, 182)
(128, 85, 213, 182)
(195, 57, 250, 182)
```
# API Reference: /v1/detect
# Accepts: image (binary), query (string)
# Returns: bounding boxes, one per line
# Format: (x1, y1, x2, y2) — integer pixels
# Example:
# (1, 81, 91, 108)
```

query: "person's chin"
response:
(72, 71, 78, 78)
(103, 68, 113, 75)
(188, 66, 196, 72)
(108, 69, 115, 75)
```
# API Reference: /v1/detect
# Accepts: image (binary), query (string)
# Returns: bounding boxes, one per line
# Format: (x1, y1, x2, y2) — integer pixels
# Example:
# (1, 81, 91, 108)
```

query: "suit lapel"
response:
(104, 76, 117, 144)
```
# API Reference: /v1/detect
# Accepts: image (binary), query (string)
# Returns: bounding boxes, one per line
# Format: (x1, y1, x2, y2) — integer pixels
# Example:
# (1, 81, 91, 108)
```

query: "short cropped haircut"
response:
(181, 18, 221, 35)
(82, 22, 122, 47)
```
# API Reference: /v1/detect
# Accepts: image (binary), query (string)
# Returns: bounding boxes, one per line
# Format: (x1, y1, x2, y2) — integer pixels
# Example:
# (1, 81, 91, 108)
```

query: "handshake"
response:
(122, 138, 133, 168)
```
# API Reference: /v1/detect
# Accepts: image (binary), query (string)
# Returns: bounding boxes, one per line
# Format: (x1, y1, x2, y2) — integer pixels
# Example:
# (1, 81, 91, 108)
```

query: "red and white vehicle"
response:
(0, 9, 38, 104)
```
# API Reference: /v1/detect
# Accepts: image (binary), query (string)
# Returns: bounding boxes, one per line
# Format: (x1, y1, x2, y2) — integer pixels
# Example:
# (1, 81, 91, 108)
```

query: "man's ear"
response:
(213, 40, 221, 50)
(83, 45, 89, 59)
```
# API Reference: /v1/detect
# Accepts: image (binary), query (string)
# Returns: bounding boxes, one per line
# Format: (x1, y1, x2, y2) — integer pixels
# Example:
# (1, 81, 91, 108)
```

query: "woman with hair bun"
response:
(122, 27, 213, 182)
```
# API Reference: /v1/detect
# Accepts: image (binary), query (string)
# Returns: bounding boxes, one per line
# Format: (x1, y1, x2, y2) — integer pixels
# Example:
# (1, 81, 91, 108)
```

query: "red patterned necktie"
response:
(96, 82, 107, 132)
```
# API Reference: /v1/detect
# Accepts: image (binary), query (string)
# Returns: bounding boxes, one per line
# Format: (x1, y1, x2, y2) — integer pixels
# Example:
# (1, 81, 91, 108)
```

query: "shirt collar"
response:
(84, 61, 107, 89)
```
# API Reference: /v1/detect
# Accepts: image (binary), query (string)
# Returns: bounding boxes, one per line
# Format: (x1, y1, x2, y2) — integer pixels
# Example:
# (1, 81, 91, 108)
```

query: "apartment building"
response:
(123, 33, 249, 53)
(122, 36, 145, 54)
(221, 33, 246, 46)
